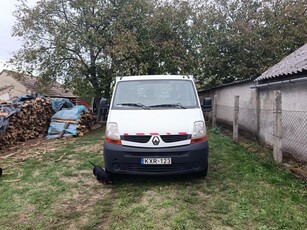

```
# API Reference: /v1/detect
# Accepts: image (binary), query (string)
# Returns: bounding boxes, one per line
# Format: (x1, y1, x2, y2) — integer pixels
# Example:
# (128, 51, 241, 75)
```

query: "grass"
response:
(0, 128, 306, 229)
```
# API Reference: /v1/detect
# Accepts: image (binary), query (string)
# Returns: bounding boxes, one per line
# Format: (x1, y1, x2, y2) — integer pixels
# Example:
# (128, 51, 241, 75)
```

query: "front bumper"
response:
(103, 141, 209, 175)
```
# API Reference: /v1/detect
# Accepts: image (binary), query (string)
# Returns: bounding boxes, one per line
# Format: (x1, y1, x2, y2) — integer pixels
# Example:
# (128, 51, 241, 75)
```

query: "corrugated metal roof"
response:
(255, 43, 307, 82)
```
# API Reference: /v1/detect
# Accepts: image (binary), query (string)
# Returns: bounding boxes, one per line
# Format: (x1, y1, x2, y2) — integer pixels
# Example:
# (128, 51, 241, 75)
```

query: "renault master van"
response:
(103, 75, 209, 176)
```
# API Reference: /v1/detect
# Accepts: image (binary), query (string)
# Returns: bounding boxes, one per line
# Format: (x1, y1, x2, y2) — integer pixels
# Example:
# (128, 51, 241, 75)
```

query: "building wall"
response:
(258, 82, 307, 161)
(199, 81, 258, 133)
(199, 80, 307, 162)
(0, 92, 10, 100)
(0, 71, 31, 98)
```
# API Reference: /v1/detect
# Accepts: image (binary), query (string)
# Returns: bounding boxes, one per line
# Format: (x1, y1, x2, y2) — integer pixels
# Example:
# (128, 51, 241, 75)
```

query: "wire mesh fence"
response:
(259, 108, 274, 147)
(282, 110, 307, 162)
(238, 107, 258, 135)
(216, 105, 233, 125)
(210, 104, 307, 163)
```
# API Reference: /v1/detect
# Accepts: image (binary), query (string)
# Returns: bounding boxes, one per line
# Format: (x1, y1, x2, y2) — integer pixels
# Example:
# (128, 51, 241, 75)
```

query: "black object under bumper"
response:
(103, 141, 208, 175)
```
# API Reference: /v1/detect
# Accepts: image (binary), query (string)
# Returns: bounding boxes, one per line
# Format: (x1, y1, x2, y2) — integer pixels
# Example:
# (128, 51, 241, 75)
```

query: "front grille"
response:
(160, 134, 191, 143)
(121, 135, 151, 143)
(121, 134, 191, 143)
(126, 163, 193, 172)
(124, 151, 188, 157)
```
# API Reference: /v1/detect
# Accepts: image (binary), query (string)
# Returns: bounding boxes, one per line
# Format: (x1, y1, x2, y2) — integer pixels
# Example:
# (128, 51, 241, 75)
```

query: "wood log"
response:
(0, 112, 8, 117)
(0, 97, 96, 147)
(0, 97, 54, 149)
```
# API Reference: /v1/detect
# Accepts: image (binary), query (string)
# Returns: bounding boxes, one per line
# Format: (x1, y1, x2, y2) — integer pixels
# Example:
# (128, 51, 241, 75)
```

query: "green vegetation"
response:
(11, 0, 307, 100)
(0, 128, 306, 229)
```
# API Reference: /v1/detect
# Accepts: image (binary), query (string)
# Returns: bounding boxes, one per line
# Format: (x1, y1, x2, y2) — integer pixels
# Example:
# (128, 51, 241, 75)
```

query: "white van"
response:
(103, 75, 209, 176)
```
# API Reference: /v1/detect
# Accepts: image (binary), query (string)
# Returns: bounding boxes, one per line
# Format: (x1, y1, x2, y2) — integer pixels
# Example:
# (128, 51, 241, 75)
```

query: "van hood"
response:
(108, 109, 204, 135)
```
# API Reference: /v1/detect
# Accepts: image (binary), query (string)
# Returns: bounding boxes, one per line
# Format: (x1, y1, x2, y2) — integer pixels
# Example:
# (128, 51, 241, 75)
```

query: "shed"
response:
(198, 43, 307, 162)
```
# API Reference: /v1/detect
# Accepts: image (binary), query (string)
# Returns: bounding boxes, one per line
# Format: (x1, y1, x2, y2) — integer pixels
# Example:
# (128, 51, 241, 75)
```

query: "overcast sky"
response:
(0, 0, 37, 70)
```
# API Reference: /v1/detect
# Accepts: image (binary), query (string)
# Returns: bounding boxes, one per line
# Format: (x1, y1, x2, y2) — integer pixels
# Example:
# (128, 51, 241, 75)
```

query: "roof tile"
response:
(255, 43, 307, 82)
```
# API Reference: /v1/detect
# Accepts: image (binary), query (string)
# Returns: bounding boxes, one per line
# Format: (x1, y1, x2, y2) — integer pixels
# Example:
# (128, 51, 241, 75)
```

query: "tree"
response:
(106, 0, 197, 76)
(11, 0, 197, 101)
(194, 0, 307, 88)
(11, 0, 307, 96)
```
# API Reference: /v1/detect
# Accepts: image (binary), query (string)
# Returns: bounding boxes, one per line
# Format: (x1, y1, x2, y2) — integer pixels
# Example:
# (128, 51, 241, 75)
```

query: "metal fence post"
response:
(233, 95, 239, 143)
(273, 90, 282, 164)
(212, 95, 217, 128)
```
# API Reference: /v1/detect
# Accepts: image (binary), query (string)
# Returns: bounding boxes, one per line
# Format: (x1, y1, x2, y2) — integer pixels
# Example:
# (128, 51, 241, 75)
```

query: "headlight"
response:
(191, 121, 207, 144)
(105, 122, 121, 145)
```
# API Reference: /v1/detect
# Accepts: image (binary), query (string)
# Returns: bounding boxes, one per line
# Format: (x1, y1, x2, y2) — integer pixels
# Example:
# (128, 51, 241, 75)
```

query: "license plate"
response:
(141, 158, 172, 165)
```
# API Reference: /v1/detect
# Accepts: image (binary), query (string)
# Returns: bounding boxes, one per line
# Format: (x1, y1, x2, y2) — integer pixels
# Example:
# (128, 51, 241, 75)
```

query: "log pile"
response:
(77, 112, 95, 136)
(0, 97, 54, 149)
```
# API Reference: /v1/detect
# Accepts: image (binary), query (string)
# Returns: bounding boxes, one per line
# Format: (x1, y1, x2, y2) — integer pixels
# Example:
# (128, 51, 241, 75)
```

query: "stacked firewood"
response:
(0, 97, 54, 149)
(77, 112, 95, 136)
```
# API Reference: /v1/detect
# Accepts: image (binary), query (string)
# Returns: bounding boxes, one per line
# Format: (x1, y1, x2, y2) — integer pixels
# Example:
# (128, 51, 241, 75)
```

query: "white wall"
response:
(0, 92, 9, 100)
(0, 71, 31, 98)
(199, 80, 307, 162)
(258, 82, 307, 161)
(200, 81, 258, 133)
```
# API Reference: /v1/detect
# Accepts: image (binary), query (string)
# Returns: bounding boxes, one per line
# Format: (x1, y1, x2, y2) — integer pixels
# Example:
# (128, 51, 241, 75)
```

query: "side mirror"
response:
(202, 97, 212, 112)
(98, 97, 109, 122)
(99, 98, 109, 107)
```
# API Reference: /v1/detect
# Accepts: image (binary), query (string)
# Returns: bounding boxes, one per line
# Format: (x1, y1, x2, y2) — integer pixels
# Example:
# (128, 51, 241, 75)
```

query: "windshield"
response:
(112, 79, 199, 109)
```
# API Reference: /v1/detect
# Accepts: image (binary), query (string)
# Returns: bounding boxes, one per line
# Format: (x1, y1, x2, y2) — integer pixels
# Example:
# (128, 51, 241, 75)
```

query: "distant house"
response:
(0, 70, 76, 100)
(0, 85, 14, 100)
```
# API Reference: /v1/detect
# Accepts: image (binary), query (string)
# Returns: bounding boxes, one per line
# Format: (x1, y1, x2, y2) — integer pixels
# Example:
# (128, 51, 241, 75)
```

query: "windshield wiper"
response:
(149, 103, 186, 109)
(117, 103, 150, 110)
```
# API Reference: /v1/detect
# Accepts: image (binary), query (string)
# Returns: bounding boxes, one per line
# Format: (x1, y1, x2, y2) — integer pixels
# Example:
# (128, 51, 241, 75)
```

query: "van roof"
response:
(116, 75, 193, 82)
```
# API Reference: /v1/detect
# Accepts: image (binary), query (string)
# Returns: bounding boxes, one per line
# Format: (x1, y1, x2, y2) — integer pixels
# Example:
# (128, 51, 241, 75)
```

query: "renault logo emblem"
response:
(152, 136, 160, 145)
